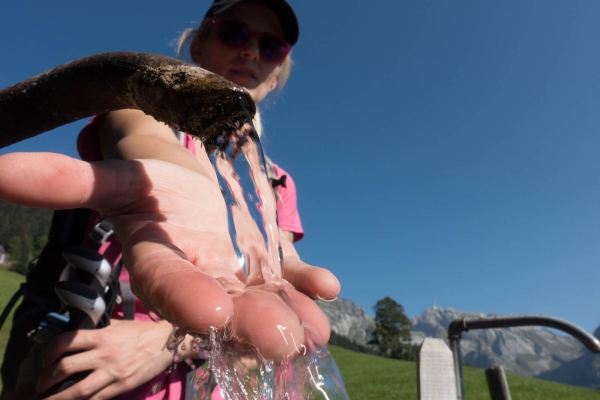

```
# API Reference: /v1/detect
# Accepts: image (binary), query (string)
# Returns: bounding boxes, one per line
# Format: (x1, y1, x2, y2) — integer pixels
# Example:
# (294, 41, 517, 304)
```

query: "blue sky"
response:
(1, 1, 599, 335)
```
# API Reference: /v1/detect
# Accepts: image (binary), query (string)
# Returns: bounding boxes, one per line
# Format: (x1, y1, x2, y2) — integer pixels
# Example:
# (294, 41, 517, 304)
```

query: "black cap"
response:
(204, 0, 299, 45)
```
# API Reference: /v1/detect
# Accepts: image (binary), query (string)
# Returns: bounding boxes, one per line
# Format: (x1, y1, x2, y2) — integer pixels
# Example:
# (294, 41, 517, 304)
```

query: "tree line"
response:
(0, 199, 53, 274)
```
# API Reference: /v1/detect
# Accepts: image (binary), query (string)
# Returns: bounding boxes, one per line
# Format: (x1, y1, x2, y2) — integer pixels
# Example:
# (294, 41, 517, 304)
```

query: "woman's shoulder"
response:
(77, 115, 105, 161)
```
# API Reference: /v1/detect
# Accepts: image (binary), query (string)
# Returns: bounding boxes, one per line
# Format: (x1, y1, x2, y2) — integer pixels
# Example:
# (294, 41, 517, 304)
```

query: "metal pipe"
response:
(448, 314, 600, 400)
(447, 332, 464, 400)
(0, 52, 256, 149)
(448, 315, 600, 354)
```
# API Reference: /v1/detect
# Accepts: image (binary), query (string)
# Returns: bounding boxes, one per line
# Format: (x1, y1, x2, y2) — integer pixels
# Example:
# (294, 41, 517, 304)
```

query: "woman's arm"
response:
(97, 109, 213, 176)
(281, 230, 294, 243)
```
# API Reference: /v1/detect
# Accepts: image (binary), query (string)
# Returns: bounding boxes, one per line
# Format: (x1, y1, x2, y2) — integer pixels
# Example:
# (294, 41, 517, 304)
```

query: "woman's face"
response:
(191, 4, 285, 104)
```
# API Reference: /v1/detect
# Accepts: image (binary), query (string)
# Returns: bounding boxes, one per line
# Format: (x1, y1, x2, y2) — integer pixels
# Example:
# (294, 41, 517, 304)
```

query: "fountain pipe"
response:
(448, 314, 600, 400)
(0, 52, 256, 149)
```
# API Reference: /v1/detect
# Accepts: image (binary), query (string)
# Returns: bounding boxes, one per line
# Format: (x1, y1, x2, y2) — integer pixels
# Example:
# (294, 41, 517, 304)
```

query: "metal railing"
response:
(447, 314, 600, 400)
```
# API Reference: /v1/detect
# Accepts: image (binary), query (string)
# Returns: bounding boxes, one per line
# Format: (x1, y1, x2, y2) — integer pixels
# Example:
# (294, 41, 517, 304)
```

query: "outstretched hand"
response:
(0, 152, 340, 360)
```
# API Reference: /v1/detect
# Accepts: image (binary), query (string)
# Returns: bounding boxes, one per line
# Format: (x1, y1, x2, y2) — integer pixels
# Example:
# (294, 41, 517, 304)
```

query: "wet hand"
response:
(0, 153, 340, 361)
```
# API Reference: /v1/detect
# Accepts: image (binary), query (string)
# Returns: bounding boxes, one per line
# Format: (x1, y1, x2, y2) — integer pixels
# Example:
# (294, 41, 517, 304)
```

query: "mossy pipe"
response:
(0, 52, 256, 149)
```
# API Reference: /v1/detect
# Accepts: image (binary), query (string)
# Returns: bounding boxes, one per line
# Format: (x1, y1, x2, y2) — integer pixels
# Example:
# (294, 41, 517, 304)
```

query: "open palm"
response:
(0, 152, 339, 361)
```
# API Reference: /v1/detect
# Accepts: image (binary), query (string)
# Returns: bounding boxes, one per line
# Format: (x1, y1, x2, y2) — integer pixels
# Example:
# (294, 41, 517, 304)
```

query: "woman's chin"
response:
(227, 72, 256, 88)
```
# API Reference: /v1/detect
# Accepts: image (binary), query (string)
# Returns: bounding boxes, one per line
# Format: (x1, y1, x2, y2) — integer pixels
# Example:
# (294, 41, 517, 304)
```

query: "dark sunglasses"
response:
(210, 17, 292, 65)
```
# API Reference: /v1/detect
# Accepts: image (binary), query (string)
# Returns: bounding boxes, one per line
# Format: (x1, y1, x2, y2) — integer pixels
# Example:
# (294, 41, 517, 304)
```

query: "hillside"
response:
(317, 298, 375, 346)
(536, 325, 600, 390)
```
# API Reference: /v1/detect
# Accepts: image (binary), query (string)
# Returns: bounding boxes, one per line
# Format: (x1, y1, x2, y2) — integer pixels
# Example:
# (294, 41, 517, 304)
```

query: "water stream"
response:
(184, 114, 349, 399)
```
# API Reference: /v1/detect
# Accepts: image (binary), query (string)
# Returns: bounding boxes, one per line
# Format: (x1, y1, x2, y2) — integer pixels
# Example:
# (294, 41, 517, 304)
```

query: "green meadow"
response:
(1, 268, 599, 398)
(0, 268, 25, 375)
(330, 335, 600, 399)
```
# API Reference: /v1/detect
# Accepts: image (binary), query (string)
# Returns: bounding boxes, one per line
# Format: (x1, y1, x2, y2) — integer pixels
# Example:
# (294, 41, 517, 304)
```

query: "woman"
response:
(1, 1, 339, 399)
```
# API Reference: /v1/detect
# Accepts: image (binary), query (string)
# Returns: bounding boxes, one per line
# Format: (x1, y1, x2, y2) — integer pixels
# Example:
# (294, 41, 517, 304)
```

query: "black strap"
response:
(0, 285, 24, 331)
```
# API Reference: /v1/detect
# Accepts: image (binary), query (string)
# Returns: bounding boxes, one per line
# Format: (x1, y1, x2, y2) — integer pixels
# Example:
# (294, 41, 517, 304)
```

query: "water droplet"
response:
(199, 349, 211, 360)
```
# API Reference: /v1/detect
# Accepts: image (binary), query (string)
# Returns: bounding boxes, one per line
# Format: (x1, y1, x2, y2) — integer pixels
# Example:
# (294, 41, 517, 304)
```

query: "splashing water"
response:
(182, 113, 349, 400)
(188, 330, 348, 400)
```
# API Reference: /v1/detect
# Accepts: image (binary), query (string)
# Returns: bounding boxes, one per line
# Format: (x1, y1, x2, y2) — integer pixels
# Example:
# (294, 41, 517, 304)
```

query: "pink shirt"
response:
(272, 164, 304, 242)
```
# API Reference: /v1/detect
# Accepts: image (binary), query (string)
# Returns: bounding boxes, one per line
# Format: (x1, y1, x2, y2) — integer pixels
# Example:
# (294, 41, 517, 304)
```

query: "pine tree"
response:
(369, 296, 417, 361)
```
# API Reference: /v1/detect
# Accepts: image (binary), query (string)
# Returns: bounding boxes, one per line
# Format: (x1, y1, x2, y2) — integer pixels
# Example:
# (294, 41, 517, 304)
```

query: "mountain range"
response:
(317, 298, 600, 389)
(535, 325, 600, 390)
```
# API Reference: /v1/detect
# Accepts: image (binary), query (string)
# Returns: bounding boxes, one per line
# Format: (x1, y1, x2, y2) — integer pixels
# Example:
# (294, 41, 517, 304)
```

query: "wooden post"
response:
(417, 338, 458, 400)
(485, 365, 512, 400)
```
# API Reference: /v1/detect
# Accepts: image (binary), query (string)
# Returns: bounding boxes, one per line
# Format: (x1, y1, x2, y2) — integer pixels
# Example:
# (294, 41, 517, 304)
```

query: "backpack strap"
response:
(88, 216, 114, 251)
(118, 281, 135, 320)
(0, 284, 24, 330)
(173, 128, 186, 145)
(84, 215, 135, 321)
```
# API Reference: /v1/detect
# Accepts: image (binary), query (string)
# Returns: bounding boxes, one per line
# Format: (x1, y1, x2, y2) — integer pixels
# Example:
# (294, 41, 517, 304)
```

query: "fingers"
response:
(37, 351, 97, 395)
(39, 320, 178, 399)
(41, 369, 116, 400)
(0, 152, 91, 208)
(42, 331, 96, 369)
(230, 286, 333, 360)
(124, 242, 236, 332)
(284, 288, 332, 345)
(231, 288, 306, 360)
(0, 153, 149, 212)
(283, 257, 340, 301)
(278, 232, 340, 300)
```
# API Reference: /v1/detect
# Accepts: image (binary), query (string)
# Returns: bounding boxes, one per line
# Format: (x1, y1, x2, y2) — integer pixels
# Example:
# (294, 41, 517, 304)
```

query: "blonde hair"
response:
(253, 107, 263, 138)
(175, 21, 293, 94)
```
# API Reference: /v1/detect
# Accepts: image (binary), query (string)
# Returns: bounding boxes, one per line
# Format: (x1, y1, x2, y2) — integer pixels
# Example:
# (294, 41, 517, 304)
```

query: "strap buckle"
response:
(89, 217, 114, 246)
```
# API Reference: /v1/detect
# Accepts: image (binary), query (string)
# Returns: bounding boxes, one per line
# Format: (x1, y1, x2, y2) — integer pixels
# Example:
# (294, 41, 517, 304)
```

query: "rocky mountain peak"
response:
(316, 298, 374, 346)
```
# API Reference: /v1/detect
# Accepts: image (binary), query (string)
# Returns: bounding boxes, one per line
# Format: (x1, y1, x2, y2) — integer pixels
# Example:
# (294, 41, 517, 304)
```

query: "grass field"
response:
(1, 268, 599, 398)
(0, 269, 24, 365)
(0, 268, 25, 394)
(330, 335, 600, 399)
